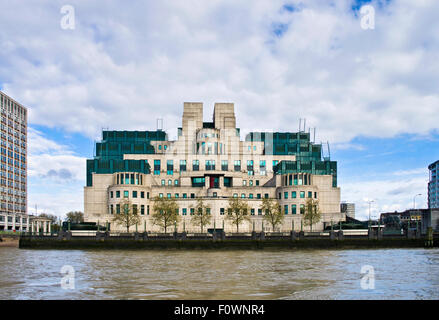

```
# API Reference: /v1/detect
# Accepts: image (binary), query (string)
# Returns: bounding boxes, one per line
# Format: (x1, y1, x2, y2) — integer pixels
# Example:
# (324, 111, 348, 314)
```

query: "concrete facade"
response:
(84, 102, 344, 232)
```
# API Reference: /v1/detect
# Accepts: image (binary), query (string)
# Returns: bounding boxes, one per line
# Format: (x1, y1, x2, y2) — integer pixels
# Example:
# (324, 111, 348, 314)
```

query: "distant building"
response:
(380, 208, 439, 234)
(0, 91, 27, 230)
(340, 202, 355, 219)
(428, 160, 439, 209)
(84, 102, 344, 232)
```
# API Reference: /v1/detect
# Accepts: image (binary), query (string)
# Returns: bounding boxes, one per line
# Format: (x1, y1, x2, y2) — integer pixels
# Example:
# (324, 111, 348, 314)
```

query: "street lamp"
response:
(413, 194, 422, 209)
(367, 200, 374, 228)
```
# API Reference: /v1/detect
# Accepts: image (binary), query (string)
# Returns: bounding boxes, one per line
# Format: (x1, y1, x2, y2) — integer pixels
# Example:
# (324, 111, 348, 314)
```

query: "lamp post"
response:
(413, 193, 422, 209)
(368, 200, 374, 229)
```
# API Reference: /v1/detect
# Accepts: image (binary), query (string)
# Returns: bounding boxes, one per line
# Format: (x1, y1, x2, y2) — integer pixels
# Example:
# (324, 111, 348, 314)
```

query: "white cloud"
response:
(0, 0, 437, 143)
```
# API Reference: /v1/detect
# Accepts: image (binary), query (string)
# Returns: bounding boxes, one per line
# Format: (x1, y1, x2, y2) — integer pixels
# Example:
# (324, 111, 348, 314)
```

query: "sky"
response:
(0, 0, 438, 220)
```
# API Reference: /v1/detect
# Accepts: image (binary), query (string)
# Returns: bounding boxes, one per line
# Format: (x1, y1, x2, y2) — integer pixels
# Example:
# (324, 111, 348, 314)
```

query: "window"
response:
(175, 193, 179, 198)
(154, 160, 161, 175)
(147, 192, 150, 199)
(234, 160, 241, 171)
(249, 193, 253, 199)
(314, 192, 317, 198)
(167, 160, 173, 175)
(294, 174, 298, 185)
(233, 193, 238, 198)
(224, 177, 232, 187)
(213, 192, 217, 198)
(110, 205, 113, 214)
(190, 193, 195, 198)
(161, 179, 165, 186)
(292, 204, 297, 215)
(130, 174, 134, 184)
(278, 193, 281, 199)
(133, 204, 138, 215)
(175, 180, 179, 186)
(300, 191, 305, 198)
(247, 160, 254, 175)
(164, 145, 167, 150)
(284, 205, 288, 215)
(158, 145, 162, 150)
(308, 191, 312, 198)
(182, 208, 187, 215)
(183, 193, 187, 198)
(260, 160, 266, 175)
(258, 209, 262, 215)
(180, 160, 186, 172)
(167, 193, 171, 199)
(249, 180, 253, 186)
(221, 160, 228, 171)
(116, 191, 120, 198)
(284, 192, 288, 199)
(300, 204, 305, 214)
(147, 205, 150, 215)
(141, 205, 145, 215)
(132, 191, 137, 198)
(193, 160, 199, 171)
(220, 208, 225, 215)
(264, 193, 269, 199)
(257, 193, 261, 199)
(292, 191, 297, 198)
(141, 191, 145, 198)
(251, 209, 255, 215)
(273, 160, 279, 169)
(191, 177, 205, 187)
(125, 174, 129, 184)
(205, 160, 215, 170)
(241, 193, 245, 198)
(256, 180, 259, 186)
(190, 208, 195, 215)
(243, 180, 247, 186)
(110, 191, 113, 198)
(116, 204, 120, 214)
(168, 179, 172, 186)
(124, 191, 129, 198)
(159, 193, 163, 198)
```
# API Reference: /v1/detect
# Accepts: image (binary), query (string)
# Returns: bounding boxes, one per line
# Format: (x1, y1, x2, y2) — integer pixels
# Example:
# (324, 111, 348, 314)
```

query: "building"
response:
(380, 208, 439, 234)
(0, 91, 27, 231)
(0, 214, 52, 233)
(84, 102, 344, 232)
(340, 202, 355, 219)
(428, 160, 439, 209)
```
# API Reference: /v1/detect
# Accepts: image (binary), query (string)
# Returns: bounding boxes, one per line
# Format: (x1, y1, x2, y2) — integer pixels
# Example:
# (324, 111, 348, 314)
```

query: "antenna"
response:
(157, 118, 163, 131)
(327, 141, 331, 159)
(299, 118, 302, 132)
(313, 128, 316, 143)
(303, 118, 306, 133)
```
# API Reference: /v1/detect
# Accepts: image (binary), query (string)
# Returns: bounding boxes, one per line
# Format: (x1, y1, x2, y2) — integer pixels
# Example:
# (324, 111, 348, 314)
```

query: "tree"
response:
(112, 199, 140, 232)
(261, 198, 284, 232)
(66, 211, 84, 223)
(303, 198, 321, 232)
(226, 197, 251, 233)
(151, 196, 180, 233)
(190, 199, 211, 233)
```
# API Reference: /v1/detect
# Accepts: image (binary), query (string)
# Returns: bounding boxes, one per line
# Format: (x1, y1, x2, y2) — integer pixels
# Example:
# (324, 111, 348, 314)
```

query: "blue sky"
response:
(0, 0, 438, 219)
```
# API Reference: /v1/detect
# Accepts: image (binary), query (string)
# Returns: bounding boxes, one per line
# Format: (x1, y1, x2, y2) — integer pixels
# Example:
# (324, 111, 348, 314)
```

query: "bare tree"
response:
(303, 198, 321, 232)
(151, 196, 180, 233)
(112, 199, 140, 232)
(261, 197, 284, 231)
(226, 197, 251, 233)
(190, 199, 211, 233)
(65, 211, 84, 223)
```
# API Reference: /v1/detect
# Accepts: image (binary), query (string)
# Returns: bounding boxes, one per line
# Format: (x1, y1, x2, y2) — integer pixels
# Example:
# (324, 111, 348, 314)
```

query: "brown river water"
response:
(0, 247, 438, 299)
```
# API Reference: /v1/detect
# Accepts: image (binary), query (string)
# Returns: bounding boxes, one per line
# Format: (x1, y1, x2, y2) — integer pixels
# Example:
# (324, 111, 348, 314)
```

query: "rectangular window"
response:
(220, 208, 225, 215)
(233, 193, 238, 198)
(205, 160, 215, 171)
(168, 179, 172, 186)
(110, 191, 113, 198)
(183, 193, 187, 198)
(167, 193, 171, 199)
(314, 192, 317, 199)
(147, 205, 150, 215)
(180, 160, 186, 172)
(294, 174, 298, 185)
(130, 174, 134, 184)
(300, 191, 305, 198)
(284, 205, 288, 215)
(243, 180, 247, 186)
(221, 160, 228, 171)
(159, 193, 163, 198)
(124, 191, 129, 198)
(284, 192, 288, 199)
(110, 205, 113, 214)
(234, 160, 241, 171)
(257, 193, 261, 199)
(193, 160, 199, 171)
(132, 191, 137, 198)
(190, 193, 195, 199)
(251, 209, 255, 215)
(116, 204, 120, 214)
(133, 204, 138, 215)
(167, 160, 174, 175)
(190, 208, 195, 215)
(175, 193, 179, 198)
(141, 205, 145, 215)
(125, 174, 129, 184)
(292, 191, 297, 198)
(256, 180, 259, 186)
(116, 191, 120, 198)
(300, 204, 305, 214)
(264, 193, 269, 199)
(154, 160, 161, 175)
(161, 179, 165, 186)
(191, 177, 205, 187)
(249, 180, 253, 186)
(273, 160, 279, 170)
(308, 191, 312, 198)
(258, 209, 262, 215)
(241, 193, 245, 198)
(292, 204, 297, 215)
(141, 191, 145, 198)
(249, 193, 253, 199)
(224, 177, 232, 187)
(175, 180, 179, 186)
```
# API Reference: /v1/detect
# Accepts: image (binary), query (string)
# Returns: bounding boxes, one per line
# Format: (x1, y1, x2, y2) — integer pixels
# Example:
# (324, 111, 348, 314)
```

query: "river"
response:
(0, 247, 438, 299)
